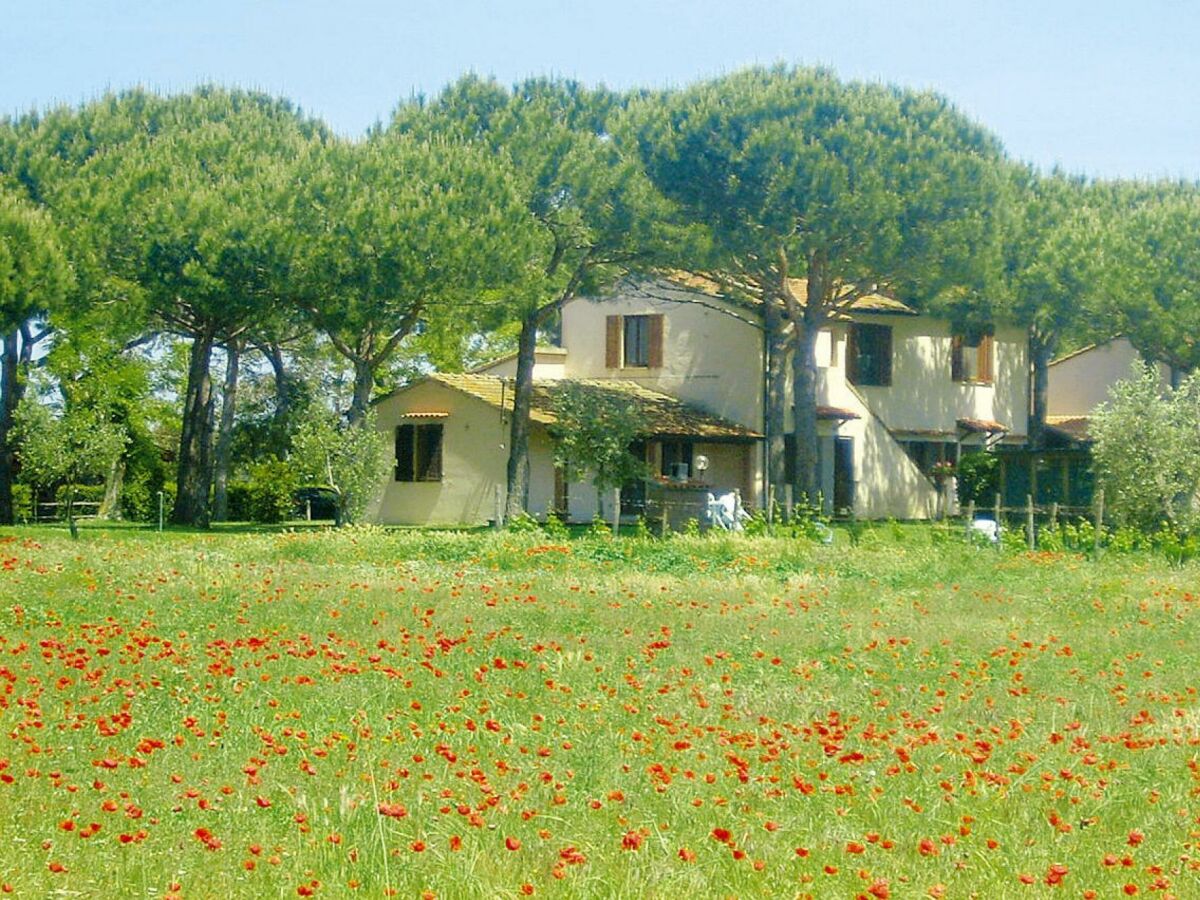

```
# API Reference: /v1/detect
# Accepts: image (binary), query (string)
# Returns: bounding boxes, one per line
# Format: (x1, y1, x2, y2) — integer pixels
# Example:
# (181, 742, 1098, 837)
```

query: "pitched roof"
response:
(470, 345, 567, 374)
(413, 373, 762, 440)
(1045, 415, 1092, 443)
(663, 271, 917, 316)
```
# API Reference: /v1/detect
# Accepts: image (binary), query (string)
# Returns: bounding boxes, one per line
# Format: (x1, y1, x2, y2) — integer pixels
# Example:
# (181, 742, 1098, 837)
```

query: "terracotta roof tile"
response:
(1045, 415, 1092, 442)
(663, 271, 917, 316)
(426, 373, 762, 440)
(957, 417, 1009, 434)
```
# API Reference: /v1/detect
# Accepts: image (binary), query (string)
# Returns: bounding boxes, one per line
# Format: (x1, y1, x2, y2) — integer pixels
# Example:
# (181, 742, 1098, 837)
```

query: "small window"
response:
(847, 323, 892, 386)
(660, 440, 694, 478)
(606, 314, 664, 368)
(899, 440, 950, 477)
(623, 315, 650, 367)
(395, 423, 443, 482)
(951, 334, 994, 384)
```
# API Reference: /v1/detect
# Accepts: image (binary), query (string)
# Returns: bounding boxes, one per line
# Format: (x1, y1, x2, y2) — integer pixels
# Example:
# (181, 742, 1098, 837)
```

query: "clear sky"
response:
(3, 0, 1198, 179)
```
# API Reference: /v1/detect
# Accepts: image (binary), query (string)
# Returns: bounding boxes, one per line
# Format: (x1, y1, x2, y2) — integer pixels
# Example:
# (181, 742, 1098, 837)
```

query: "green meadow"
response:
(0, 525, 1197, 898)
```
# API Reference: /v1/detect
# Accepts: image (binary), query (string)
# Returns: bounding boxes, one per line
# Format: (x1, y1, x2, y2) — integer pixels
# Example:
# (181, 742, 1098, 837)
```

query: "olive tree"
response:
(1091, 365, 1200, 534)
(291, 409, 388, 526)
(13, 393, 126, 538)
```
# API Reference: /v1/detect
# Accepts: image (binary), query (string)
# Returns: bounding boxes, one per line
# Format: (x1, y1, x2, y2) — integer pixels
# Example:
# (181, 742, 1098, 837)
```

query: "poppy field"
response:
(1, 525, 1199, 898)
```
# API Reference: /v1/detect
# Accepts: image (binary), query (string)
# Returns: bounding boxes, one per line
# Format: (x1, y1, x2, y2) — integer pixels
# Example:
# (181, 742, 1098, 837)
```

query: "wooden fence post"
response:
(1049, 502, 1058, 532)
(994, 493, 1003, 550)
(611, 487, 621, 537)
(965, 499, 975, 541)
(1093, 487, 1105, 558)
(766, 485, 775, 525)
(493, 485, 504, 530)
(1025, 494, 1036, 550)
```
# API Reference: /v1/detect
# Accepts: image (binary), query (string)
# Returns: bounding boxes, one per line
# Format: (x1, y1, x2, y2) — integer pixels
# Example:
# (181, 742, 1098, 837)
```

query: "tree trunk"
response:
(347, 358, 374, 427)
(790, 317, 822, 508)
(211, 340, 242, 522)
(763, 302, 789, 501)
(171, 330, 217, 527)
(1029, 331, 1055, 451)
(504, 310, 539, 523)
(98, 457, 126, 520)
(0, 331, 20, 525)
(266, 343, 293, 450)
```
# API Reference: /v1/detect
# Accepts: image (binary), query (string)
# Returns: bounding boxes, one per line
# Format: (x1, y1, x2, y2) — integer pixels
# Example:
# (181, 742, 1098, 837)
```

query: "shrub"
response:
(543, 513, 569, 540)
(10, 483, 33, 522)
(226, 481, 253, 522)
(245, 461, 299, 524)
(505, 512, 543, 533)
(956, 450, 999, 506)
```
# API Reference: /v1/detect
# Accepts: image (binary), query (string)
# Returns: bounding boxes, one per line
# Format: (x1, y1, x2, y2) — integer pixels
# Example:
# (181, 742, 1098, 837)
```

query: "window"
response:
(846, 323, 892, 386)
(395, 423, 443, 482)
(606, 314, 664, 368)
(899, 439, 951, 477)
(624, 315, 650, 367)
(951, 334, 994, 384)
(660, 440, 694, 478)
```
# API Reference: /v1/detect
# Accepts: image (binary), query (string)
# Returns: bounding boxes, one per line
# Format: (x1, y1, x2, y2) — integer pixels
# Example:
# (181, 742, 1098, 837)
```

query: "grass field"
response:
(1, 523, 1198, 898)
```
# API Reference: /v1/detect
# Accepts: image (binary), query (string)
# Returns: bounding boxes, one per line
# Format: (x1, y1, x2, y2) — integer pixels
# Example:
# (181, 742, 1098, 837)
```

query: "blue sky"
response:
(3, 0, 1198, 179)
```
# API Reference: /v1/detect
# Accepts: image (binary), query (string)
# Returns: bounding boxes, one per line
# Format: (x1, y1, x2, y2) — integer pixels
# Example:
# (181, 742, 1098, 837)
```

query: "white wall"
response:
(562, 288, 1029, 520)
(1047, 337, 1170, 416)
(561, 286, 764, 429)
(473, 348, 568, 381)
(830, 317, 1028, 438)
(371, 381, 562, 526)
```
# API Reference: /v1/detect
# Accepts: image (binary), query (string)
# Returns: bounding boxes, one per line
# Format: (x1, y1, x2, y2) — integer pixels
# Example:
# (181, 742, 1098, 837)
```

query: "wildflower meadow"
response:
(1, 525, 1199, 898)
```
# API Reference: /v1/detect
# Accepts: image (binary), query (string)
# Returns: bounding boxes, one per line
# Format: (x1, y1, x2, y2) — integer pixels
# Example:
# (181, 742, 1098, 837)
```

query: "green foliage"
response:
(292, 410, 387, 526)
(0, 188, 72, 330)
(542, 512, 569, 540)
(585, 514, 611, 538)
(287, 131, 543, 422)
(548, 382, 651, 493)
(956, 450, 999, 506)
(1091, 365, 1200, 533)
(53, 482, 104, 507)
(13, 396, 127, 536)
(14, 399, 126, 492)
(10, 483, 32, 522)
(1104, 182, 1200, 374)
(241, 460, 298, 524)
(505, 511, 543, 533)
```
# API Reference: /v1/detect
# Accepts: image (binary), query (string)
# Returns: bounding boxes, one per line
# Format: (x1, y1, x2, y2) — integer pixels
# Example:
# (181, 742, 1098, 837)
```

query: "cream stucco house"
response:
(370, 278, 1030, 525)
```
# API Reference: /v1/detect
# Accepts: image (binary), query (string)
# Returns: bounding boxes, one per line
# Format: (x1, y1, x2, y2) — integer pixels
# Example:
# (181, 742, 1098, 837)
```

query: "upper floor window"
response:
(624, 315, 650, 367)
(395, 423, 443, 482)
(606, 314, 664, 369)
(951, 334, 994, 384)
(847, 323, 892, 386)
